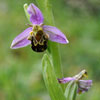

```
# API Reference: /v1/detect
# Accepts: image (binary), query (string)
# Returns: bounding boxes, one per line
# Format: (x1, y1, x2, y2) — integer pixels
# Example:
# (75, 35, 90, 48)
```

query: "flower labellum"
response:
(58, 70, 92, 94)
(10, 3, 69, 52)
(77, 80, 92, 94)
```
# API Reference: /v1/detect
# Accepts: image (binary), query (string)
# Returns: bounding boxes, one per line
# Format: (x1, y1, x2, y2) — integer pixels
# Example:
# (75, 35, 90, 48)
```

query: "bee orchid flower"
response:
(10, 3, 69, 52)
(58, 70, 92, 94)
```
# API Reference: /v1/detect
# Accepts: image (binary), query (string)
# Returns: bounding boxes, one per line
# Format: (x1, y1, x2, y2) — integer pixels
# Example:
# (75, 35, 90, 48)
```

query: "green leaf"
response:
(64, 81, 78, 100)
(42, 54, 66, 100)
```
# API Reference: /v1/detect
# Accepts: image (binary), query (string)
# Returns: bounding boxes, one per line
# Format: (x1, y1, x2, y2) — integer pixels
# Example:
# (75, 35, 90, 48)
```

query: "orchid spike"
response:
(10, 3, 69, 52)
(58, 70, 92, 94)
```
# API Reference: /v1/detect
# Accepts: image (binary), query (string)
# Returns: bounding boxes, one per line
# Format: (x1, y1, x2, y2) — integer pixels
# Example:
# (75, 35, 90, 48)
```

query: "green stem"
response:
(49, 42, 63, 78)
(36, 0, 63, 78)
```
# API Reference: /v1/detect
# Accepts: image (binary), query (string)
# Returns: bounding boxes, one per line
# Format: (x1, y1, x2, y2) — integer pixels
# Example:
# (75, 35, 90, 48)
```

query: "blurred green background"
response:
(0, 0, 100, 100)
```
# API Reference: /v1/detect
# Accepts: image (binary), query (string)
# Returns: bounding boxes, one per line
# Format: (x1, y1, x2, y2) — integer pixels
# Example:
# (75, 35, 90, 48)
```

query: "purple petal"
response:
(79, 80, 92, 88)
(27, 3, 44, 24)
(11, 27, 32, 49)
(77, 80, 92, 94)
(58, 77, 75, 84)
(43, 25, 69, 44)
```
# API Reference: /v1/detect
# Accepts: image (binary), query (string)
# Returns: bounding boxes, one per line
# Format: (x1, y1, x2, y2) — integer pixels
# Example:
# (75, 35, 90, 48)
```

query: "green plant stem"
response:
(36, 0, 63, 78)
(49, 42, 63, 78)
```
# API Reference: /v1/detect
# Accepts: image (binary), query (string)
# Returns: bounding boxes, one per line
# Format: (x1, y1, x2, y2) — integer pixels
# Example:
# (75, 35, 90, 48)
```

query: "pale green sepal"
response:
(64, 81, 74, 99)
(70, 83, 78, 100)
(42, 54, 66, 100)
(64, 81, 78, 100)
(23, 3, 30, 23)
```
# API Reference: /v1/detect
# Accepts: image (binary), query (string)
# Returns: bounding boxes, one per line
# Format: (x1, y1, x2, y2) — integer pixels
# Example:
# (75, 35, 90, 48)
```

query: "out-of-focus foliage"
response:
(0, 0, 100, 100)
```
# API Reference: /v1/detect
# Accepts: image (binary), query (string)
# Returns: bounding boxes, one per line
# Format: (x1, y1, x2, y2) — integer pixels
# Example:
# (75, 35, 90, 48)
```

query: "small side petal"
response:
(10, 27, 32, 49)
(58, 77, 75, 84)
(27, 3, 44, 24)
(43, 25, 69, 44)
